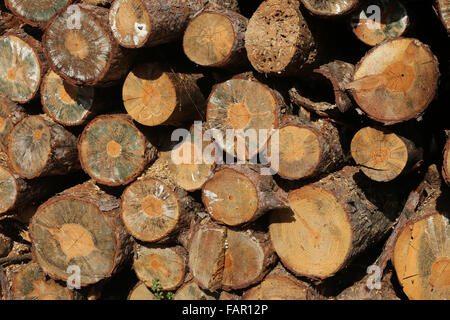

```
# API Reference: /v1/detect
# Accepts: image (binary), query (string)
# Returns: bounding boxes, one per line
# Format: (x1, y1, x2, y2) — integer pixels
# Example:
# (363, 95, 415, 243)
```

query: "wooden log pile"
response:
(0, 0, 449, 301)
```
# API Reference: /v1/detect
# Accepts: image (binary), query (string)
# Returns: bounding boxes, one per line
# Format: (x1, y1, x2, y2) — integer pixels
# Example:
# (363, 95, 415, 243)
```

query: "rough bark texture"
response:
(336, 271, 400, 300)
(30, 180, 133, 286)
(434, 0, 450, 34)
(43, 4, 133, 87)
(6, 115, 80, 179)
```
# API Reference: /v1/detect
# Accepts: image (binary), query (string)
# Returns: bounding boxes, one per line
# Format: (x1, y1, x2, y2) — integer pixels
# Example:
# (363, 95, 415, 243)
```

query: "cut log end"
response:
(206, 78, 280, 158)
(301, 0, 358, 16)
(202, 168, 258, 226)
(394, 213, 450, 300)
(121, 177, 182, 242)
(0, 96, 26, 151)
(351, 127, 409, 182)
(270, 187, 352, 279)
(5, 0, 72, 27)
(245, 0, 315, 75)
(109, 0, 152, 48)
(41, 70, 95, 126)
(0, 33, 43, 103)
(11, 262, 74, 300)
(0, 165, 18, 214)
(348, 38, 439, 125)
(350, 0, 409, 46)
(128, 282, 156, 300)
(173, 281, 217, 300)
(30, 196, 125, 286)
(133, 244, 187, 291)
(6, 115, 79, 179)
(183, 11, 243, 68)
(79, 114, 154, 186)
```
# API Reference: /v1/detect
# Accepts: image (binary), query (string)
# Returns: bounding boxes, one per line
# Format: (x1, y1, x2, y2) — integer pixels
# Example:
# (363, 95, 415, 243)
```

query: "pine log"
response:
(271, 115, 345, 181)
(346, 38, 439, 125)
(350, 0, 409, 46)
(434, 0, 450, 34)
(183, 4, 248, 69)
(133, 244, 187, 291)
(173, 280, 217, 300)
(11, 262, 74, 300)
(128, 282, 156, 300)
(300, 0, 359, 16)
(5, 0, 73, 28)
(78, 114, 157, 186)
(0, 151, 68, 215)
(351, 126, 423, 182)
(121, 175, 201, 243)
(269, 166, 399, 280)
(0, 95, 27, 151)
(243, 264, 320, 300)
(0, 31, 48, 103)
(43, 4, 133, 87)
(188, 219, 277, 291)
(122, 63, 205, 127)
(245, 0, 318, 76)
(0, 9, 22, 35)
(6, 115, 79, 179)
(41, 70, 101, 126)
(336, 271, 400, 300)
(29, 180, 133, 286)
(393, 178, 450, 300)
(202, 165, 287, 226)
(442, 137, 450, 185)
(206, 77, 283, 159)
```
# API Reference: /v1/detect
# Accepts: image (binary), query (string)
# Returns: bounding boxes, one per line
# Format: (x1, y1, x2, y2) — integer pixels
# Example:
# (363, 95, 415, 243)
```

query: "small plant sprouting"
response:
(151, 278, 174, 300)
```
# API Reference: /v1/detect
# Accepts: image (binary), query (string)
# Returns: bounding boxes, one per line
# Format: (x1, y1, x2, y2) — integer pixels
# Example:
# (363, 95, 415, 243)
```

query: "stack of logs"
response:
(0, 0, 449, 300)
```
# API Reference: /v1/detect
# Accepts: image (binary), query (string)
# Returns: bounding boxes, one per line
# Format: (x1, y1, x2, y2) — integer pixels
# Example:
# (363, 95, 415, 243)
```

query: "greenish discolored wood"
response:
(41, 70, 98, 126)
(30, 180, 133, 286)
(300, 0, 358, 16)
(43, 4, 133, 87)
(6, 115, 80, 179)
(78, 114, 157, 186)
(5, 0, 72, 27)
(0, 31, 48, 103)
(0, 95, 27, 151)
(11, 262, 74, 300)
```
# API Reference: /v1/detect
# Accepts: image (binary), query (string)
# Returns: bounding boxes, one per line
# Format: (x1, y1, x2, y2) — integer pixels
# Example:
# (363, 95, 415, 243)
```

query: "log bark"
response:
(206, 77, 283, 159)
(202, 165, 287, 226)
(393, 173, 450, 300)
(0, 30, 48, 103)
(122, 63, 206, 127)
(336, 271, 400, 300)
(351, 126, 423, 182)
(346, 38, 439, 125)
(269, 166, 400, 280)
(442, 137, 450, 185)
(5, 0, 73, 28)
(183, 4, 248, 69)
(78, 114, 157, 186)
(41, 70, 103, 126)
(0, 233, 12, 258)
(433, 0, 450, 34)
(29, 180, 133, 286)
(133, 244, 187, 291)
(6, 115, 80, 179)
(243, 263, 321, 300)
(350, 0, 410, 46)
(272, 115, 345, 181)
(43, 4, 133, 87)
(0, 95, 27, 151)
(300, 0, 359, 17)
(11, 262, 75, 300)
(188, 219, 277, 291)
(0, 9, 22, 35)
(245, 0, 318, 76)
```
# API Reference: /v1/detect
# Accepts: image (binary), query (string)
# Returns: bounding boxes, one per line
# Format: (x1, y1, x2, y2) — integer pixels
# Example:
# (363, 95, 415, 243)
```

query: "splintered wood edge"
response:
(29, 195, 122, 286)
(202, 168, 259, 226)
